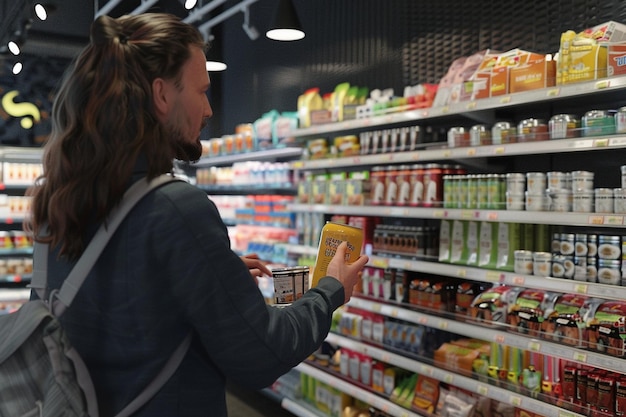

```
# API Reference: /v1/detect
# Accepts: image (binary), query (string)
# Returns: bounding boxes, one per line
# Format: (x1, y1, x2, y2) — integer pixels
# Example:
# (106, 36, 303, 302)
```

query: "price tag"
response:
(512, 276, 525, 286)
(493, 147, 505, 155)
(390, 308, 399, 318)
(461, 210, 474, 219)
(485, 271, 500, 282)
(495, 334, 506, 344)
(352, 157, 361, 164)
(371, 303, 382, 313)
(609, 136, 626, 147)
(466, 148, 477, 156)
(510, 396, 522, 407)
(487, 212, 499, 221)
(457, 269, 467, 278)
(477, 385, 489, 396)
(546, 88, 560, 97)
(605, 215, 624, 225)
(441, 106, 450, 114)
(439, 321, 449, 330)
(500, 96, 511, 104)
(595, 80, 611, 89)
(528, 341, 541, 352)
(411, 152, 420, 160)
(444, 373, 454, 384)
(572, 351, 587, 363)
(593, 138, 609, 147)
(432, 210, 445, 218)
(558, 411, 577, 417)
(402, 261, 413, 270)
(574, 284, 588, 294)
(443, 150, 451, 158)
(588, 215, 605, 225)
(372, 258, 390, 268)
(419, 316, 428, 325)
(467, 101, 477, 110)
(422, 111, 429, 118)
(292, 161, 304, 169)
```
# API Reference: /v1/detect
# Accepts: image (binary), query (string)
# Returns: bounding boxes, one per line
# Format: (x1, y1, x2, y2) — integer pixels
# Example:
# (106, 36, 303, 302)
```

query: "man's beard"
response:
(169, 122, 203, 162)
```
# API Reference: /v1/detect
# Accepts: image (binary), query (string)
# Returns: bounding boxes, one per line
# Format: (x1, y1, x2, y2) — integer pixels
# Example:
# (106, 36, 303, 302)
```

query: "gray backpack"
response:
(0, 175, 191, 417)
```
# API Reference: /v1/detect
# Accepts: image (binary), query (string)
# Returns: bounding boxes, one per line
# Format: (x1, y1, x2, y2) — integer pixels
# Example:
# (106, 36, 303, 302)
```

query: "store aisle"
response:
(226, 382, 294, 417)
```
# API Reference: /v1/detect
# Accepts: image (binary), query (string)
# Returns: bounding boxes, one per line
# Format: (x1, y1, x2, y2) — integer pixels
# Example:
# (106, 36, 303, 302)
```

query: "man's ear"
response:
(152, 77, 169, 118)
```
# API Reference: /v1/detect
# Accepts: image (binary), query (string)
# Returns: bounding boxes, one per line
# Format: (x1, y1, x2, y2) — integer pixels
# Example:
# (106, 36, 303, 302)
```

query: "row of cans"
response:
(370, 163, 466, 207)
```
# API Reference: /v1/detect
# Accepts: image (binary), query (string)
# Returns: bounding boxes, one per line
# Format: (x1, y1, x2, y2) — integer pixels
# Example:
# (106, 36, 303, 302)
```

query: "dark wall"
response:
(4, 0, 626, 144)
(217, 0, 626, 134)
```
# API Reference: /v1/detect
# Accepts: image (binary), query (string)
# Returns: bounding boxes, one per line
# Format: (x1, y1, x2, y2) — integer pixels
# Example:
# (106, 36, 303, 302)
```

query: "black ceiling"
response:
(0, 0, 194, 58)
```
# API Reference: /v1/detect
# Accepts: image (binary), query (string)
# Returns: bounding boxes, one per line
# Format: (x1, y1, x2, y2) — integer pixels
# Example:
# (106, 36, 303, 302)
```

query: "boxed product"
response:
(585, 300, 626, 357)
(451, 49, 500, 103)
(469, 285, 523, 327)
(507, 289, 560, 337)
(509, 53, 556, 93)
(558, 21, 626, 84)
(541, 293, 595, 346)
(344, 170, 370, 205)
(608, 42, 626, 77)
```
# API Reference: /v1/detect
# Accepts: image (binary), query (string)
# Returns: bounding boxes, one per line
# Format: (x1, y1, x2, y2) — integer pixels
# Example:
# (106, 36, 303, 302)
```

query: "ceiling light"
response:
(34, 3, 48, 20)
(8, 41, 20, 56)
(12, 62, 23, 75)
(266, 0, 305, 41)
(206, 61, 227, 72)
(184, 0, 198, 10)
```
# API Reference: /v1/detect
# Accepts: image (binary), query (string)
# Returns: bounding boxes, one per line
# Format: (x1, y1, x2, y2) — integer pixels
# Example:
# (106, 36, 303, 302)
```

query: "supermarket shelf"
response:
(198, 184, 297, 196)
(324, 333, 585, 417)
(347, 296, 626, 375)
(0, 248, 33, 256)
(282, 244, 317, 257)
(287, 203, 626, 228)
(290, 76, 626, 139)
(193, 147, 303, 168)
(1, 147, 44, 164)
(0, 273, 32, 284)
(280, 398, 326, 417)
(0, 288, 30, 300)
(367, 254, 626, 302)
(291, 135, 626, 170)
(295, 362, 426, 417)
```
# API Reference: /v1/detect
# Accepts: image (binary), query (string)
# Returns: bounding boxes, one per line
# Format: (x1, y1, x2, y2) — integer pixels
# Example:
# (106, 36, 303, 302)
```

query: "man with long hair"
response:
(26, 13, 368, 416)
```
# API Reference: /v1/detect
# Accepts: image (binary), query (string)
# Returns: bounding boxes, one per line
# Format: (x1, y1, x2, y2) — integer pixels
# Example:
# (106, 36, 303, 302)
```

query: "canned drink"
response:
(491, 121, 516, 144)
(272, 266, 311, 304)
(583, 110, 615, 137)
(549, 114, 580, 139)
(311, 222, 364, 287)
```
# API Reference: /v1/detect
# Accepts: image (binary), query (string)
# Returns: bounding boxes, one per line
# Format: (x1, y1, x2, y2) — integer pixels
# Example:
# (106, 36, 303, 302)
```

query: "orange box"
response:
(509, 56, 556, 93)
(608, 42, 626, 77)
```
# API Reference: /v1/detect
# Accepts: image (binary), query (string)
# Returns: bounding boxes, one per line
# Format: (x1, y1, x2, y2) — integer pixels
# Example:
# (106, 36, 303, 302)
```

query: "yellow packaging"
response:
(311, 222, 363, 287)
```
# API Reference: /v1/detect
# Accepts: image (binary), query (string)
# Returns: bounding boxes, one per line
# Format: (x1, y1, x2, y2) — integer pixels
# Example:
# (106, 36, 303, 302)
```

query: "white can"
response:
(572, 190, 594, 212)
(615, 188, 626, 213)
(506, 173, 526, 194)
(571, 170, 594, 192)
(514, 250, 534, 274)
(594, 188, 614, 213)
(533, 252, 552, 277)
(526, 172, 546, 194)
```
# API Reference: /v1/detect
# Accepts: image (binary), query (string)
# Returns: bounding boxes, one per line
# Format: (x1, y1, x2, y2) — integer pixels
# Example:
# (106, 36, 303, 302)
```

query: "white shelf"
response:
(192, 147, 303, 168)
(347, 296, 626, 375)
(366, 254, 626, 302)
(287, 203, 626, 228)
(324, 333, 585, 417)
(295, 362, 426, 417)
(280, 398, 326, 417)
(289, 75, 626, 139)
(291, 136, 626, 170)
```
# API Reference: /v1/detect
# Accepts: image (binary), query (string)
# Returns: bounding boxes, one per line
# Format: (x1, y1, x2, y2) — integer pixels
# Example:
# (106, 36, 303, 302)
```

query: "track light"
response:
(242, 7, 259, 40)
(184, 0, 198, 10)
(34, 4, 48, 20)
(266, 0, 304, 41)
(12, 62, 23, 75)
(7, 41, 21, 56)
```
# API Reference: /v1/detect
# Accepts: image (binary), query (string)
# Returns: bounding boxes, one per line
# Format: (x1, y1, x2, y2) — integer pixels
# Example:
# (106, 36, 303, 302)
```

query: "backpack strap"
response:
(115, 333, 193, 417)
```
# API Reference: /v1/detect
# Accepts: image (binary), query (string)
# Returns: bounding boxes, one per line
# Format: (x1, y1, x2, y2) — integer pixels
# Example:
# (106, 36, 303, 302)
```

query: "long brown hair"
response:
(25, 13, 206, 260)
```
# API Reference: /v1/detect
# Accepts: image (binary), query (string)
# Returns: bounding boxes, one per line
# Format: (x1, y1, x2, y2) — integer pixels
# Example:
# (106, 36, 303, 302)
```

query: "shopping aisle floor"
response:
(226, 382, 295, 417)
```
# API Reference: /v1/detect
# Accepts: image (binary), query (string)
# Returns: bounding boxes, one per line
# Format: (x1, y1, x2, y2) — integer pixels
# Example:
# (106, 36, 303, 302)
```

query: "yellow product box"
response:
(315, 381, 352, 417)
(333, 135, 360, 158)
(562, 42, 607, 84)
(311, 173, 329, 204)
(509, 55, 556, 93)
(307, 138, 329, 160)
(345, 170, 370, 205)
(327, 172, 347, 205)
